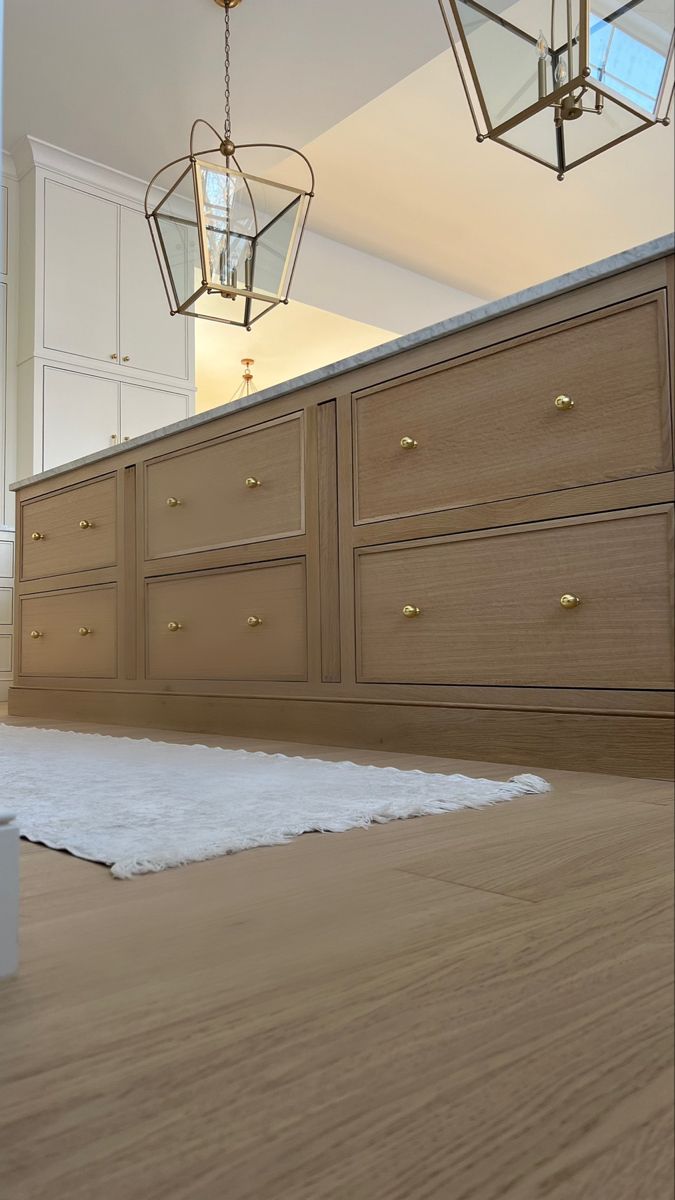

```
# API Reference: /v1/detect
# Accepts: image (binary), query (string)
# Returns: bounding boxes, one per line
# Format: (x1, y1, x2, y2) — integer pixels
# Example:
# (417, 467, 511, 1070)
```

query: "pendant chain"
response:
(224, 3, 232, 140)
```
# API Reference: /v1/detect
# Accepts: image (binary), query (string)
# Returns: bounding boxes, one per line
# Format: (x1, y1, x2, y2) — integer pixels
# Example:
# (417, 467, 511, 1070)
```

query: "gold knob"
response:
(30, 531, 44, 541)
(30, 630, 42, 639)
(79, 520, 93, 530)
(78, 627, 92, 637)
(247, 615, 263, 627)
(560, 594, 581, 609)
(166, 497, 182, 507)
(554, 394, 574, 411)
(122, 355, 130, 363)
(402, 605, 421, 618)
(111, 434, 118, 443)
(245, 477, 262, 489)
(110, 353, 118, 361)
(400, 436, 418, 450)
(167, 621, 183, 632)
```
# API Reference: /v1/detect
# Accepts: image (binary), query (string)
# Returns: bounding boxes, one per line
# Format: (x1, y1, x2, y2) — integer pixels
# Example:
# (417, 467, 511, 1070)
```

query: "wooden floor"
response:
(0, 704, 673, 1200)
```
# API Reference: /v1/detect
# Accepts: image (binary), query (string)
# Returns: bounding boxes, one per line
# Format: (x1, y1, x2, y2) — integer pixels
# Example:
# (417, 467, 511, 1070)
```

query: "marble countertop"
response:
(12, 233, 674, 491)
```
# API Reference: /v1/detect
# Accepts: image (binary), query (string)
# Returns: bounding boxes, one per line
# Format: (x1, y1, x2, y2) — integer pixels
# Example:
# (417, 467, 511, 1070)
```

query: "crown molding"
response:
(10, 136, 150, 206)
(2, 150, 18, 181)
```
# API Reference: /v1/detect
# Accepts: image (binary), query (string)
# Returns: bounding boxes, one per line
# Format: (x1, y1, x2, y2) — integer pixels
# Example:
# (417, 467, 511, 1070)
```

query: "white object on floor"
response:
(0, 812, 19, 978)
(0, 724, 551, 879)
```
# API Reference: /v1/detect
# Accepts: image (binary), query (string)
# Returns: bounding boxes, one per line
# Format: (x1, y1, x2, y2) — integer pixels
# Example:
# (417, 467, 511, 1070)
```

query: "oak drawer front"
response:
(146, 560, 307, 681)
(20, 586, 117, 678)
(145, 416, 304, 560)
(21, 476, 117, 581)
(354, 295, 671, 523)
(356, 509, 674, 689)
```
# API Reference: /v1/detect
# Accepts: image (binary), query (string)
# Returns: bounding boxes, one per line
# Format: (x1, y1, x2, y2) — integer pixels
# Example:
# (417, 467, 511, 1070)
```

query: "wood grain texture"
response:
(18, 585, 117, 678)
(6, 687, 675, 778)
(316, 401, 341, 682)
(353, 294, 671, 523)
(144, 413, 305, 560)
(0, 711, 672, 1200)
(20, 474, 117, 581)
(145, 559, 308, 682)
(356, 507, 675, 689)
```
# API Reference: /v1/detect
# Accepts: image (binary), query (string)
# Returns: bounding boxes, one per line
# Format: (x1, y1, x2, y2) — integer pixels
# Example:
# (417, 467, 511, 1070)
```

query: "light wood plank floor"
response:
(0, 704, 673, 1200)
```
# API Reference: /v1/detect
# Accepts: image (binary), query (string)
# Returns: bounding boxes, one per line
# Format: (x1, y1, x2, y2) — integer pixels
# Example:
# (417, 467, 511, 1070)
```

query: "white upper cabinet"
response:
(43, 181, 119, 363)
(119, 207, 187, 380)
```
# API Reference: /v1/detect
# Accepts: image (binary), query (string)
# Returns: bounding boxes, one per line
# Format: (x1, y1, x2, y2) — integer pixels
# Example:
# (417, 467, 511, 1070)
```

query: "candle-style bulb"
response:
(536, 30, 549, 59)
(555, 59, 568, 85)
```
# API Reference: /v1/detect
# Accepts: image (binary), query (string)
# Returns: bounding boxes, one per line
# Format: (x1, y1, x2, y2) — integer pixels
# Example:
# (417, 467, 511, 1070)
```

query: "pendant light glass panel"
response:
(439, 0, 674, 174)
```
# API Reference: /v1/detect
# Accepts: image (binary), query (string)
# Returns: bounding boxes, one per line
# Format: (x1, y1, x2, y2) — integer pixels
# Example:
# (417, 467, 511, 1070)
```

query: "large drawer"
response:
(356, 508, 674, 689)
(354, 294, 672, 523)
(21, 476, 117, 581)
(19, 585, 117, 678)
(146, 559, 307, 681)
(145, 414, 304, 560)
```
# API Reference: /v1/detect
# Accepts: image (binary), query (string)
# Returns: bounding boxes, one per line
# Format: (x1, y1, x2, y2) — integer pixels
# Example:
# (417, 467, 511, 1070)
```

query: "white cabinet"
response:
(120, 384, 187, 442)
(119, 207, 187, 380)
(44, 181, 119, 363)
(43, 368, 119, 470)
(41, 365, 189, 470)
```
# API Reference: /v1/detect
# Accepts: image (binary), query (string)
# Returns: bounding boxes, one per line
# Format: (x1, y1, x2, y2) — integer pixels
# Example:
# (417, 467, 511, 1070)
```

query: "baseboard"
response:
(8, 687, 675, 780)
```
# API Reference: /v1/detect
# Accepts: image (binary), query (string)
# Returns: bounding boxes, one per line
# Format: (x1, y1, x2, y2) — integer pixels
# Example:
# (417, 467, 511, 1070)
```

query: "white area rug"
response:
(0, 724, 550, 879)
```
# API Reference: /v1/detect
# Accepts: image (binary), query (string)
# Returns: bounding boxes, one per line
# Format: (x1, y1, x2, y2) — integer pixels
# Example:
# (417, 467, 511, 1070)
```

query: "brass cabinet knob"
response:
(247, 615, 263, 627)
(30, 630, 42, 639)
(402, 604, 421, 618)
(245, 477, 262, 489)
(111, 434, 118, 443)
(78, 627, 92, 637)
(167, 621, 183, 632)
(122, 355, 131, 363)
(400, 436, 418, 450)
(110, 353, 118, 361)
(166, 497, 182, 507)
(30, 531, 45, 541)
(560, 593, 581, 609)
(79, 520, 94, 530)
(554, 394, 574, 411)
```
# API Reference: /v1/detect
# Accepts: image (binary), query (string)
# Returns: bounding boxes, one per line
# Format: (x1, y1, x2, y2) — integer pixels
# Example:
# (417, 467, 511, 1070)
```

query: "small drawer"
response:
(21, 476, 117, 581)
(20, 586, 117, 678)
(356, 508, 674, 689)
(146, 559, 307, 681)
(354, 293, 671, 524)
(145, 414, 304, 560)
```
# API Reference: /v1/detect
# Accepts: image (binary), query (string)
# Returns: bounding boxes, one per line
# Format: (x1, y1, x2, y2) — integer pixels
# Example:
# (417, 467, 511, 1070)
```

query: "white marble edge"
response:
(11, 233, 674, 492)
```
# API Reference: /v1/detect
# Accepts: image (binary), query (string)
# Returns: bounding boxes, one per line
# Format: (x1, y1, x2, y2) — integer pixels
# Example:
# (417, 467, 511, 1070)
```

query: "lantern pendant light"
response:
(437, 0, 674, 178)
(144, 0, 315, 329)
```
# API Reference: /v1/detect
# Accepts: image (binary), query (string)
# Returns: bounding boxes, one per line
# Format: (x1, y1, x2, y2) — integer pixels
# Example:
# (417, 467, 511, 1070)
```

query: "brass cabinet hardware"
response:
(79, 520, 94, 530)
(402, 604, 421, 618)
(554, 394, 574, 411)
(247, 615, 263, 627)
(245, 477, 262, 488)
(30, 531, 45, 541)
(110, 353, 118, 360)
(29, 630, 42, 639)
(167, 621, 183, 632)
(78, 627, 93, 637)
(111, 434, 118, 443)
(123, 436, 130, 442)
(560, 593, 581, 609)
(400, 436, 418, 450)
(122, 355, 131, 363)
(166, 497, 182, 507)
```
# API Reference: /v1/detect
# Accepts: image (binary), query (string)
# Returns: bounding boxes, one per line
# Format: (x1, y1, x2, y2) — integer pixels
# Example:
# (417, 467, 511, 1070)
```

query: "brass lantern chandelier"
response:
(437, 0, 674, 177)
(145, 0, 315, 329)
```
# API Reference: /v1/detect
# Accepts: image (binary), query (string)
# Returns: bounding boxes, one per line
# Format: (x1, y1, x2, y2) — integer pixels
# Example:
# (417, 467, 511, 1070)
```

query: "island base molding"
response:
(8, 688, 675, 780)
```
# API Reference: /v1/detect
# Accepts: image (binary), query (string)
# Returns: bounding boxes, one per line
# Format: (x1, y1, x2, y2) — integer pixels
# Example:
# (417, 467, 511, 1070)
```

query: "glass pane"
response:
(589, 0, 672, 114)
(155, 213, 201, 309)
(562, 86, 650, 164)
(253, 197, 303, 299)
(497, 104, 562, 167)
(455, 0, 541, 127)
(187, 288, 251, 327)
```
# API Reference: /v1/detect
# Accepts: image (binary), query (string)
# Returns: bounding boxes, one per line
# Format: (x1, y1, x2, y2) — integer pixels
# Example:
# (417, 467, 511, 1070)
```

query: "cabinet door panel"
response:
(43, 181, 118, 362)
(119, 207, 188, 379)
(121, 384, 188, 443)
(43, 368, 119, 470)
